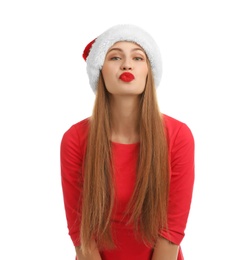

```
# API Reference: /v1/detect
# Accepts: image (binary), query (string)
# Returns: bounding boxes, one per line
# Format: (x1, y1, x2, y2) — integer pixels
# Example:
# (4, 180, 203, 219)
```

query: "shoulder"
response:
(162, 113, 194, 148)
(61, 118, 90, 153)
(63, 118, 90, 138)
(162, 113, 192, 133)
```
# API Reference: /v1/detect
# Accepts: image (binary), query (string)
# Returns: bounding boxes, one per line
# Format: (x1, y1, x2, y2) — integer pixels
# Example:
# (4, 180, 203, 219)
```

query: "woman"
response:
(60, 24, 195, 260)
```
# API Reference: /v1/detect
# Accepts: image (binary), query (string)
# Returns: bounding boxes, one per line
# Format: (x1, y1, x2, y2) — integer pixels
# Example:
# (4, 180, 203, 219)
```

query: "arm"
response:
(60, 125, 83, 246)
(75, 240, 102, 260)
(61, 123, 102, 259)
(158, 122, 195, 256)
(151, 237, 179, 260)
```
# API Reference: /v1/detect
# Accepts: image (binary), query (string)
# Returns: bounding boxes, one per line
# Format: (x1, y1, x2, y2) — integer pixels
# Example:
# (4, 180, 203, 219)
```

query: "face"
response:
(101, 41, 148, 96)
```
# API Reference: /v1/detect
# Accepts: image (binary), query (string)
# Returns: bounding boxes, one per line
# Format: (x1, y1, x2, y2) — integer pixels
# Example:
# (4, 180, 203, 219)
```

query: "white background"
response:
(0, 0, 249, 259)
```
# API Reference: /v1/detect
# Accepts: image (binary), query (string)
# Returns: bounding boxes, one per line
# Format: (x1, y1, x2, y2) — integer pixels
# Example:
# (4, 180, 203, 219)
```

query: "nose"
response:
(121, 58, 132, 70)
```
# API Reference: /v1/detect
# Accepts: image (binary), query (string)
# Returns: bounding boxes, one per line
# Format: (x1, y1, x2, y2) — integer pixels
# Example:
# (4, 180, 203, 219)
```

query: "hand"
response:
(75, 241, 102, 260)
(151, 237, 179, 260)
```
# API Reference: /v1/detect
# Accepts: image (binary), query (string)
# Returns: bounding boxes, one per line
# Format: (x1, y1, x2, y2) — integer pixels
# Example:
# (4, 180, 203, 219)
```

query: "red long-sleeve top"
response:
(60, 114, 195, 259)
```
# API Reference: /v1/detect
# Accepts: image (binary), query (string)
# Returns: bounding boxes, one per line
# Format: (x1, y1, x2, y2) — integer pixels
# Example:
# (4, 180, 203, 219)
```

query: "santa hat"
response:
(83, 24, 162, 93)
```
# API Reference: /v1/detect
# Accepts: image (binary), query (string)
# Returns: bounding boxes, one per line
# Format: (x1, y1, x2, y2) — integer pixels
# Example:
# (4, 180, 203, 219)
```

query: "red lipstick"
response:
(119, 72, 135, 82)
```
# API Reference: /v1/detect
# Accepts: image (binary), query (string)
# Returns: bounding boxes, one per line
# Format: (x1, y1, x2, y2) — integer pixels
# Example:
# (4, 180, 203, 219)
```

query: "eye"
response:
(110, 56, 121, 61)
(133, 57, 144, 61)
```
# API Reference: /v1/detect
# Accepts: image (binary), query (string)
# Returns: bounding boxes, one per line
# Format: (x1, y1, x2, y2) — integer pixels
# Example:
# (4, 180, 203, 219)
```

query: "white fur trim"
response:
(86, 24, 162, 93)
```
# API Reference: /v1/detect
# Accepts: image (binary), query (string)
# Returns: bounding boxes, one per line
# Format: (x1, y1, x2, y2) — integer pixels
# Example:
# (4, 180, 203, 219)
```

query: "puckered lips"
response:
(119, 72, 135, 82)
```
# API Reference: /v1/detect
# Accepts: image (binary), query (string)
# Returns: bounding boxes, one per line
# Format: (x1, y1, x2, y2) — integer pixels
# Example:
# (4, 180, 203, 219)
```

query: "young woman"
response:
(60, 24, 195, 260)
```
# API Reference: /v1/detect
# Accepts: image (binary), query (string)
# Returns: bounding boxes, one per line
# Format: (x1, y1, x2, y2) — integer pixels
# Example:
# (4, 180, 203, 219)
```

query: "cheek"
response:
(141, 68, 148, 81)
(102, 64, 116, 82)
(141, 64, 148, 77)
(101, 66, 110, 84)
(101, 65, 108, 77)
(101, 72, 115, 91)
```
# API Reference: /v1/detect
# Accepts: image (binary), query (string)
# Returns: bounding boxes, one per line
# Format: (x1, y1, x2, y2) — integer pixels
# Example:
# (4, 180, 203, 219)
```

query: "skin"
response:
(102, 41, 148, 144)
(76, 41, 179, 259)
(75, 241, 101, 260)
(152, 237, 179, 260)
(76, 238, 179, 260)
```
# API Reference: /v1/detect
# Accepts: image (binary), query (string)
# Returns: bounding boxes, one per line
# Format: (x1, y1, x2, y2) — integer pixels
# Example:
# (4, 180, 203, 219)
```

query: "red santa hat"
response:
(82, 24, 162, 93)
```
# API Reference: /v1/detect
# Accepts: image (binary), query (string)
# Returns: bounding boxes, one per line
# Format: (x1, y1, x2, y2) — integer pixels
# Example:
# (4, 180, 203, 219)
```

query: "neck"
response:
(110, 95, 140, 144)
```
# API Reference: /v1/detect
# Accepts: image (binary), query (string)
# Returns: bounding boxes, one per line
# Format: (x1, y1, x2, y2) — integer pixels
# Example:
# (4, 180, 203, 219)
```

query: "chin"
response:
(107, 87, 145, 96)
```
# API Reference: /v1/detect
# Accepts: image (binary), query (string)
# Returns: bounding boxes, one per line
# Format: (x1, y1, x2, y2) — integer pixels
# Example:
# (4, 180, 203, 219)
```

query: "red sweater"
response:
(60, 114, 195, 260)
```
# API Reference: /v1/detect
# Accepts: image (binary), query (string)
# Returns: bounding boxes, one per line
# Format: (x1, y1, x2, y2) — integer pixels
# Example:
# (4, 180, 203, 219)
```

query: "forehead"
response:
(108, 41, 145, 52)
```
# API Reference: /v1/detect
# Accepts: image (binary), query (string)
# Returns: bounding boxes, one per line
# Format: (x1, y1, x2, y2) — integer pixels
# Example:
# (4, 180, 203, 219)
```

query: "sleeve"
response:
(159, 123, 195, 245)
(60, 125, 83, 246)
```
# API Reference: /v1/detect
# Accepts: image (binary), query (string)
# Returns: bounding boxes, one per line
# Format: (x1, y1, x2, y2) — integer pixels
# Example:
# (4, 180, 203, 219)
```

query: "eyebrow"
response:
(107, 47, 145, 54)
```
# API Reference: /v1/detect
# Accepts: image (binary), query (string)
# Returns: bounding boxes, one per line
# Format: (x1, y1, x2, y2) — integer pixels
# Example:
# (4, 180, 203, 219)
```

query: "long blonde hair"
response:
(80, 61, 169, 252)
